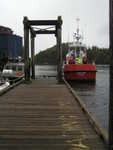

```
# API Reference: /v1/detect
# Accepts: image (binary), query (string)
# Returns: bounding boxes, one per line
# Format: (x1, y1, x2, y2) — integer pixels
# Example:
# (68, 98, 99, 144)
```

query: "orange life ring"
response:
(16, 71, 23, 77)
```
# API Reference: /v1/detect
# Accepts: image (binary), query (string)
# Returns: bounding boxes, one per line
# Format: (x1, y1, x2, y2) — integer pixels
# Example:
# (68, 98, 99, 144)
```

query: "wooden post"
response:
(23, 17, 30, 82)
(109, 0, 113, 149)
(31, 33, 35, 79)
(56, 16, 63, 83)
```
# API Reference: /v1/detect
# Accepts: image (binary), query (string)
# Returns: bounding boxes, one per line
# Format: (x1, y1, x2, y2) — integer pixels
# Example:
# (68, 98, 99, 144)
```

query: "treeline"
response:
(35, 43, 110, 65)
(87, 46, 111, 64)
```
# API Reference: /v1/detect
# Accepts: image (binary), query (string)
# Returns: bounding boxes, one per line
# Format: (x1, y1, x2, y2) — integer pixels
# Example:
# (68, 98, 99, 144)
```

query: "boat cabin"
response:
(2, 62, 24, 79)
(65, 43, 87, 65)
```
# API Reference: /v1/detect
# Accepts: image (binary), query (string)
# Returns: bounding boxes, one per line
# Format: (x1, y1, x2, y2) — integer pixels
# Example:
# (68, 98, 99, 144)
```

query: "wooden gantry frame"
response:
(23, 16, 63, 82)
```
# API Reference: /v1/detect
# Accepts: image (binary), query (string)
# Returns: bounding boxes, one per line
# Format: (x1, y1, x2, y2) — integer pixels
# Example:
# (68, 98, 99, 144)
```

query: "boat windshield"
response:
(4, 63, 24, 71)
(18, 65, 23, 71)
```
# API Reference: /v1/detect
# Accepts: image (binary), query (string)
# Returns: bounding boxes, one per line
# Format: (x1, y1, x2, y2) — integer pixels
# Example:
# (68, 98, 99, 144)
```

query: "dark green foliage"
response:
(87, 46, 111, 64)
(35, 43, 68, 65)
(35, 45, 57, 65)
(35, 43, 110, 65)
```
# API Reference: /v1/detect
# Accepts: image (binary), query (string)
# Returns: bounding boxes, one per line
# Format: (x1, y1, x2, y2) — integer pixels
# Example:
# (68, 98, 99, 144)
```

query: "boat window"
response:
(18, 66, 22, 71)
(70, 47, 75, 51)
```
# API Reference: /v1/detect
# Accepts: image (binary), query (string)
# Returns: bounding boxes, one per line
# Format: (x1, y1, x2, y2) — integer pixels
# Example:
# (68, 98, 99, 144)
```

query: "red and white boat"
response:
(64, 20, 96, 81)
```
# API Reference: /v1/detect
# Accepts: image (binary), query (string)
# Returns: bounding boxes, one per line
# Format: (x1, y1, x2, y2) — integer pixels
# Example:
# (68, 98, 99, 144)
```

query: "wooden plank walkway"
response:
(0, 78, 107, 150)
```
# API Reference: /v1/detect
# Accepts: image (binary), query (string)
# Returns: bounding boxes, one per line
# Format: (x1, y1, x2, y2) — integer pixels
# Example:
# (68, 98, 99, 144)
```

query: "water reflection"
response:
(35, 65, 57, 77)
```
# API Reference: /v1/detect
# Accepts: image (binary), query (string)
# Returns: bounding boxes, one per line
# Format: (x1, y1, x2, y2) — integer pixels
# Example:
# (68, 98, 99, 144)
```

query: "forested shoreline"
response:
(35, 43, 110, 65)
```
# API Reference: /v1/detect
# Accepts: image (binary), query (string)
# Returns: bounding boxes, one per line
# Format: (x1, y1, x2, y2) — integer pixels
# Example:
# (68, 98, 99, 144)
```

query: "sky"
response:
(0, 0, 109, 54)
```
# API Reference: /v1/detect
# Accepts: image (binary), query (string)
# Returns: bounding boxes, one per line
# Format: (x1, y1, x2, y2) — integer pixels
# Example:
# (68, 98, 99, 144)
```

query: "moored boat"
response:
(0, 81, 10, 91)
(2, 60, 24, 80)
(64, 19, 96, 81)
(64, 64, 96, 81)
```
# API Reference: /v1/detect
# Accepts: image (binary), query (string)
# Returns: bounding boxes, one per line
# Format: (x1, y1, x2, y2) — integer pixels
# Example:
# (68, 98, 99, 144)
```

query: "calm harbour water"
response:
(35, 65, 109, 132)
(35, 65, 57, 77)
(70, 65, 109, 132)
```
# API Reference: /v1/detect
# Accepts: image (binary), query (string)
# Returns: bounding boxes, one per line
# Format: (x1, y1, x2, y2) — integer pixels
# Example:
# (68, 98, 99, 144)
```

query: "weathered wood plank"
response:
(0, 79, 107, 150)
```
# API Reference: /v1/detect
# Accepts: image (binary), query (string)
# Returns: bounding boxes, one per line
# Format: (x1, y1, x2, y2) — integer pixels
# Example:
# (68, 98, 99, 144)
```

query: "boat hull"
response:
(64, 64, 96, 81)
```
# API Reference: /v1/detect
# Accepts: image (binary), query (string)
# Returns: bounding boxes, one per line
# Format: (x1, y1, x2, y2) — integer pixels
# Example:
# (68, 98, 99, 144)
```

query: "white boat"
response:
(0, 80, 10, 91)
(2, 62, 24, 79)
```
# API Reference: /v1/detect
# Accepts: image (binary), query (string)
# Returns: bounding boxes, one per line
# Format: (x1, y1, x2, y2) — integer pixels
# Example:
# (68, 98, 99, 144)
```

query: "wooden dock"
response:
(0, 78, 107, 150)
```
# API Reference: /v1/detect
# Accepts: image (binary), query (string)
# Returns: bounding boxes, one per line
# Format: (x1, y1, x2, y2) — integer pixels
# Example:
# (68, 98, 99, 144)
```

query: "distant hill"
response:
(35, 43, 110, 65)
(35, 43, 68, 65)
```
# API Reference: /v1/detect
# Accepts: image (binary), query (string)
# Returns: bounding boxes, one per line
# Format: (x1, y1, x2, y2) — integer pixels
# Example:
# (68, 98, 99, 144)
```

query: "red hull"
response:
(64, 64, 96, 81)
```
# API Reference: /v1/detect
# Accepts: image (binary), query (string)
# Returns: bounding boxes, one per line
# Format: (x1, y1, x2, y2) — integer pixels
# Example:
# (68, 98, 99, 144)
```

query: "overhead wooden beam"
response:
(28, 20, 57, 26)
(35, 30, 56, 34)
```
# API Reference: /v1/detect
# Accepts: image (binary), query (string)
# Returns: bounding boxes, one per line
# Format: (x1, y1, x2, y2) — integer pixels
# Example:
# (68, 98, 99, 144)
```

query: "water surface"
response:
(70, 65, 109, 131)
(35, 65, 109, 132)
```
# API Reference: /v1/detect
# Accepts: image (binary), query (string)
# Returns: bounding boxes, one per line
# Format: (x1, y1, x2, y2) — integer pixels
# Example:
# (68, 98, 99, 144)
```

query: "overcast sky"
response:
(1, 0, 109, 54)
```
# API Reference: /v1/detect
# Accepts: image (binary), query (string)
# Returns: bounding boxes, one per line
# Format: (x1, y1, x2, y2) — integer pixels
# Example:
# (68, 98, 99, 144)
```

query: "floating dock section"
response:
(0, 78, 107, 149)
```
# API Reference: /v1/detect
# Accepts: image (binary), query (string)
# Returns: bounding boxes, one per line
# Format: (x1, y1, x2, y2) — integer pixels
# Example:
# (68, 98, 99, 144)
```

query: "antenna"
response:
(76, 18, 80, 35)
(67, 32, 70, 52)
(81, 30, 84, 41)
(67, 32, 70, 43)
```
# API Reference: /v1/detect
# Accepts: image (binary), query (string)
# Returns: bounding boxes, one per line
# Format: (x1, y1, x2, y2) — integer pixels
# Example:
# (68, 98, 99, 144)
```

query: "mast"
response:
(73, 18, 82, 44)
(76, 18, 80, 41)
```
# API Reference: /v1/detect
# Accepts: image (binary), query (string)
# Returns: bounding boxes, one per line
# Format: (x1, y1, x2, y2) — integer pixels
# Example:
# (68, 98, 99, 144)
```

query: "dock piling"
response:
(56, 16, 63, 83)
(23, 17, 30, 82)
(109, 0, 113, 149)
(31, 33, 35, 79)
